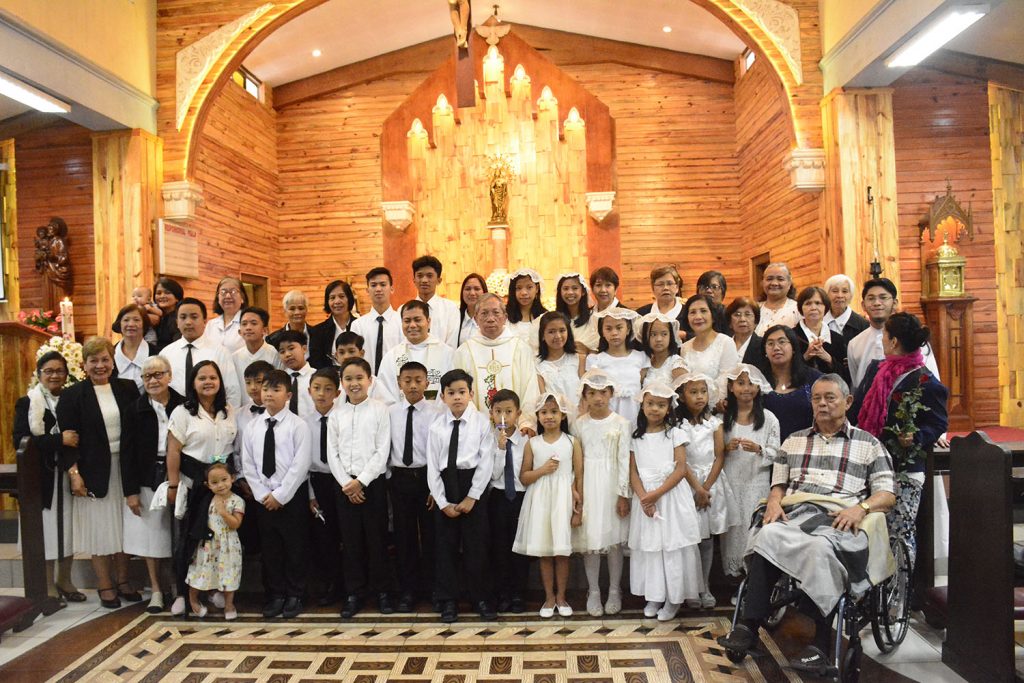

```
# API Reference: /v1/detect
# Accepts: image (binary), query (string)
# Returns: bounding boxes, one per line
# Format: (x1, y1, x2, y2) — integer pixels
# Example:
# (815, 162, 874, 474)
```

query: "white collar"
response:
(115, 339, 149, 366)
(799, 320, 831, 344)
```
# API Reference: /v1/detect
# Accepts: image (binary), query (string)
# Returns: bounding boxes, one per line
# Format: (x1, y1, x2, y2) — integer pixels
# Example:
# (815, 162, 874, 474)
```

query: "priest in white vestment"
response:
(375, 299, 456, 405)
(454, 293, 539, 432)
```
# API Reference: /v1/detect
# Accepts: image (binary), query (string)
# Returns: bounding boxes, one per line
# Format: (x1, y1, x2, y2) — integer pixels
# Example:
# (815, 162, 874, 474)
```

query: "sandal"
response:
(117, 582, 143, 603)
(57, 586, 88, 603)
(98, 587, 122, 609)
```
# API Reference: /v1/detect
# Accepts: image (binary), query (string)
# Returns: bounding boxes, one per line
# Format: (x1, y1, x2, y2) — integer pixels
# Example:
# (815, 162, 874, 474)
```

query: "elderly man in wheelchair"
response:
(719, 374, 904, 680)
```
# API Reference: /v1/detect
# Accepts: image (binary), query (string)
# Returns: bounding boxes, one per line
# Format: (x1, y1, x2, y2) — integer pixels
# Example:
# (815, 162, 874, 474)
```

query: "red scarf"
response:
(857, 350, 924, 438)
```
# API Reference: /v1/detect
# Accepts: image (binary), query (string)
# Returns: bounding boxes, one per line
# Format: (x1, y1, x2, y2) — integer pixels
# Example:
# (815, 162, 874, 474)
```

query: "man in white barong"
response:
(718, 373, 896, 675)
(454, 293, 539, 432)
(375, 300, 455, 405)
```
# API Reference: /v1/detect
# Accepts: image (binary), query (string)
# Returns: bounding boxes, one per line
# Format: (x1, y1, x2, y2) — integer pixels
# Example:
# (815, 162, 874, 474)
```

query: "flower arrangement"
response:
(28, 336, 85, 390)
(882, 378, 932, 484)
(18, 308, 60, 335)
(485, 270, 509, 298)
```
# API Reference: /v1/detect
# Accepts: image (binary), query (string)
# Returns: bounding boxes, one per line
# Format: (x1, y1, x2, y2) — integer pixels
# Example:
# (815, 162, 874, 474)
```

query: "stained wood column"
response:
(822, 88, 900, 293)
(0, 139, 17, 319)
(988, 84, 1024, 428)
(92, 130, 162, 334)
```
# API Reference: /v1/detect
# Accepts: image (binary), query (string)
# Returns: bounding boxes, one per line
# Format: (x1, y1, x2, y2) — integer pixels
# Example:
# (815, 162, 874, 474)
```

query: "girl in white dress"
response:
(555, 273, 597, 353)
(628, 381, 703, 621)
(637, 312, 687, 387)
(585, 308, 648, 426)
(506, 269, 546, 354)
(718, 364, 780, 577)
(572, 369, 631, 616)
(186, 462, 244, 619)
(681, 295, 740, 381)
(513, 393, 583, 618)
(536, 312, 586, 417)
(674, 372, 737, 609)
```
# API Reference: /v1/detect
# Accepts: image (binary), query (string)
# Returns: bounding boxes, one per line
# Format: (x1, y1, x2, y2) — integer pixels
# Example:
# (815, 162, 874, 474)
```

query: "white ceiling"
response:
(243, 0, 746, 86)
(0, 93, 31, 122)
(946, 1, 1024, 65)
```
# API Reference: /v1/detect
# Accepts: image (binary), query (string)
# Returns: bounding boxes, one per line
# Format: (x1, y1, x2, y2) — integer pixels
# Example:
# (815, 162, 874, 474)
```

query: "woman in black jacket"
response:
(13, 351, 84, 604)
(57, 337, 140, 608)
(307, 280, 357, 369)
(121, 355, 183, 613)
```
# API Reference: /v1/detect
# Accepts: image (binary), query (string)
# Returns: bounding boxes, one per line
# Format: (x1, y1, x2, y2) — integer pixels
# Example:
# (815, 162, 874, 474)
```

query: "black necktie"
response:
(319, 415, 328, 464)
(403, 404, 415, 466)
(443, 419, 460, 503)
(290, 372, 300, 413)
(250, 405, 265, 414)
(262, 417, 277, 478)
(504, 438, 516, 502)
(375, 315, 385, 375)
(184, 343, 194, 384)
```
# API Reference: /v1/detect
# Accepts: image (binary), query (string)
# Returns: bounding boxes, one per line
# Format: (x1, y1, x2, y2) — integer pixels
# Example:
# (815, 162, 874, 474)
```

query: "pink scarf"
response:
(857, 349, 924, 438)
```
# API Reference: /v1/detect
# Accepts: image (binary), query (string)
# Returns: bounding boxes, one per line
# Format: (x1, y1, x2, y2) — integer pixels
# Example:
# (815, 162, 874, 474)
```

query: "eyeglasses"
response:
(864, 294, 894, 304)
(142, 371, 168, 381)
(219, 288, 241, 297)
(699, 283, 723, 292)
(653, 279, 678, 289)
(40, 368, 68, 377)
(765, 339, 791, 349)
(731, 309, 755, 319)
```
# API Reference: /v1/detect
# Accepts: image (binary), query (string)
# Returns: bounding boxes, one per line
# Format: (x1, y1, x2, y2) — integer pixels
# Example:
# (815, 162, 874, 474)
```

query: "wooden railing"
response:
(0, 321, 52, 511)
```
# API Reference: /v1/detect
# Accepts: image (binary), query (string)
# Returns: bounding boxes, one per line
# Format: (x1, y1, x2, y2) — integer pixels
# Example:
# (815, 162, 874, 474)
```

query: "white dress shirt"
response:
(163, 335, 242, 408)
(823, 307, 853, 335)
(417, 294, 462, 348)
(847, 326, 941, 391)
(755, 298, 801, 336)
(375, 335, 456, 405)
(425, 405, 496, 509)
(305, 407, 335, 476)
(388, 397, 443, 470)
(350, 306, 402, 374)
(327, 396, 390, 488)
(232, 342, 282, 403)
(284, 363, 317, 418)
(114, 339, 150, 390)
(168, 404, 238, 486)
(204, 311, 245, 354)
(490, 428, 527, 493)
(233, 402, 267, 478)
(241, 408, 311, 505)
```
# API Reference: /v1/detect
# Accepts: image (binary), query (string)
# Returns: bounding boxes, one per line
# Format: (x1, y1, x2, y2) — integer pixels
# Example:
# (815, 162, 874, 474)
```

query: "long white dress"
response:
(123, 398, 173, 558)
(585, 350, 649, 426)
(720, 411, 781, 576)
(628, 427, 703, 603)
(571, 412, 631, 553)
(681, 333, 740, 380)
(508, 318, 542, 354)
(513, 433, 575, 557)
(73, 384, 125, 556)
(537, 353, 581, 410)
(684, 416, 739, 538)
(643, 354, 686, 387)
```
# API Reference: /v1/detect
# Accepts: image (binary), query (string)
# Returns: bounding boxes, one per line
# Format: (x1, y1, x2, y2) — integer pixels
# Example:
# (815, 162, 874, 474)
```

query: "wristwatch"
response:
(858, 501, 871, 513)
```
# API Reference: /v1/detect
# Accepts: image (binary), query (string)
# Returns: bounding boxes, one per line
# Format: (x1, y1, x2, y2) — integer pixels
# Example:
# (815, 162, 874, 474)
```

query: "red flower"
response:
(55, 314, 62, 322)
(46, 323, 59, 334)
(892, 392, 904, 403)
(17, 310, 27, 322)
(486, 388, 497, 406)
(919, 374, 929, 385)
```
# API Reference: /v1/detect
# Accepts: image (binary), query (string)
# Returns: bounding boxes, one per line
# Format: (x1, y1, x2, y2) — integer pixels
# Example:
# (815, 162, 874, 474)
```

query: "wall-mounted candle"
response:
(59, 297, 74, 341)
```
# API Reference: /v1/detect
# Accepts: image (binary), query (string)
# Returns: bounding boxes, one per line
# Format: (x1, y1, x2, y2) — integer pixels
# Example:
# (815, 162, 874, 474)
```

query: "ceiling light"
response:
(0, 72, 70, 113)
(662, 26, 672, 33)
(885, 4, 988, 68)
(311, 49, 322, 58)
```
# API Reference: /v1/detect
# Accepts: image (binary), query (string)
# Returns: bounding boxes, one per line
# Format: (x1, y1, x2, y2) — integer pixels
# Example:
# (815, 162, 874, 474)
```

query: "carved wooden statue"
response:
(448, 0, 470, 48)
(33, 217, 73, 307)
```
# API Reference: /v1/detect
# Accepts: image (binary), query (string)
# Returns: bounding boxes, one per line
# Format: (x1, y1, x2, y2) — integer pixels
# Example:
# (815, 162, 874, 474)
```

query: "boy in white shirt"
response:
(233, 360, 275, 560)
(306, 367, 345, 607)
(328, 357, 394, 618)
(387, 361, 442, 613)
(276, 330, 316, 418)
(232, 306, 281, 401)
(487, 389, 529, 614)
(412, 255, 461, 348)
(241, 369, 312, 619)
(426, 369, 496, 623)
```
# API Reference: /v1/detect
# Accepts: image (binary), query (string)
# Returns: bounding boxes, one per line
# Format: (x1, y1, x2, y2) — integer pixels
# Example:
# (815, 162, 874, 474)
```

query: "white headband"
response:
(594, 306, 639, 322)
(634, 311, 681, 344)
(672, 372, 720, 406)
(639, 380, 678, 403)
(507, 268, 543, 294)
(718, 363, 772, 399)
(557, 272, 591, 297)
(533, 391, 572, 415)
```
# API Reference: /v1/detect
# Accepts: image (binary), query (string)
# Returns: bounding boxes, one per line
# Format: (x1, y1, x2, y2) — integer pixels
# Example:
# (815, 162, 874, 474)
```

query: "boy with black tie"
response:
(233, 360, 276, 560)
(387, 361, 442, 612)
(487, 389, 529, 614)
(305, 367, 345, 606)
(327, 358, 394, 618)
(276, 330, 316, 418)
(240, 369, 312, 619)
(426, 369, 496, 623)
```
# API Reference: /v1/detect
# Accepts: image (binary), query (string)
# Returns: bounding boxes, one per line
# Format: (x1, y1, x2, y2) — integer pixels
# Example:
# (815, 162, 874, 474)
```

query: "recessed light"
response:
(662, 25, 672, 33)
(886, 5, 988, 68)
(311, 49, 322, 58)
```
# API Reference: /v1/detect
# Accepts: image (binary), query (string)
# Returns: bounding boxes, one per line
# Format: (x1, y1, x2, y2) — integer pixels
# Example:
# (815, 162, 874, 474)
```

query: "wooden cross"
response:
(450, 0, 475, 108)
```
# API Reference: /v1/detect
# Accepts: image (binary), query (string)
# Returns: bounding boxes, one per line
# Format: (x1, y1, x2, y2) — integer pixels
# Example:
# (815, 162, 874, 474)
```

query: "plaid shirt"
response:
(771, 421, 895, 505)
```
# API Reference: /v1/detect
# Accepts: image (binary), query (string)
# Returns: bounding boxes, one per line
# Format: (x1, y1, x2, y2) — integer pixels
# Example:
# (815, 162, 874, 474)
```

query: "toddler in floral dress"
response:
(186, 462, 245, 619)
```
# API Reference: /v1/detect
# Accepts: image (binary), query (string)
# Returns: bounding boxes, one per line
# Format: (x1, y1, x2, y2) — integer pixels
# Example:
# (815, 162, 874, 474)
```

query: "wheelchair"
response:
(721, 533, 912, 682)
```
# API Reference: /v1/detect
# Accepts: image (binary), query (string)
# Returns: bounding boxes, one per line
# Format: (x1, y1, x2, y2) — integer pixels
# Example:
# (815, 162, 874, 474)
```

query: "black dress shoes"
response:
(378, 592, 394, 615)
(440, 600, 458, 623)
(282, 596, 303, 619)
(397, 593, 416, 613)
(477, 601, 496, 620)
(509, 596, 526, 614)
(263, 597, 286, 618)
(317, 585, 342, 607)
(496, 596, 512, 613)
(341, 595, 363, 619)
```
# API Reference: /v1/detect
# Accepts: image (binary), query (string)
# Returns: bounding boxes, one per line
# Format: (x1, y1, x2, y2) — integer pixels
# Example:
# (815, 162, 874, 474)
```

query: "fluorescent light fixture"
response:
(311, 48, 322, 57)
(662, 25, 672, 33)
(886, 4, 988, 68)
(0, 72, 70, 113)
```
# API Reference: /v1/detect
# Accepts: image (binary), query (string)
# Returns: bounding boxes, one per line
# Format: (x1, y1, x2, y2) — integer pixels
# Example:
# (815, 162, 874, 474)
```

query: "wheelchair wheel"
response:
(882, 537, 912, 646)
(870, 586, 896, 654)
(764, 576, 789, 629)
(840, 640, 862, 683)
(725, 647, 747, 664)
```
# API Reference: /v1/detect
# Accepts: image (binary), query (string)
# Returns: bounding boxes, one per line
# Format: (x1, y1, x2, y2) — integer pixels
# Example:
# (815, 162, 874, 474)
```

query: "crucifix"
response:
(448, 0, 475, 107)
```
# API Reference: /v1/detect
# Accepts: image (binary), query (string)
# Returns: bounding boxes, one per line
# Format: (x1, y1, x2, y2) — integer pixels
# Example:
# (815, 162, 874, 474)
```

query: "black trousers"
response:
(488, 489, 529, 599)
(256, 494, 309, 599)
(309, 471, 344, 594)
(434, 467, 490, 603)
(389, 467, 435, 598)
(742, 553, 834, 644)
(335, 475, 393, 598)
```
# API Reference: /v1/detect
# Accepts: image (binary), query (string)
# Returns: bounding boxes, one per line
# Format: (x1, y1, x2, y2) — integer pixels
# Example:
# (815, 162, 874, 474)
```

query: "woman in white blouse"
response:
(755, 263, 800, 336)
(680, 294, 739, 381)
(112, 304, 152, 391)
(166, 359, 238, 615)
(204, 277, 248, 354)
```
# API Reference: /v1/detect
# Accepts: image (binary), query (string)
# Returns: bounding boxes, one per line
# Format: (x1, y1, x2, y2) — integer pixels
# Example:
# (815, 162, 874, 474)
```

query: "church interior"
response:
(0, 1, 1022, 681)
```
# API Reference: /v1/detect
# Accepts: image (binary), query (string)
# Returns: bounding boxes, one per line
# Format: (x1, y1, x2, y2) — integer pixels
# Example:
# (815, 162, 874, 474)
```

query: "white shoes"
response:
(170, 596, 186, 616)
(700, 592, 717, 609)
(684, 598, 701, 609)
(586, 591, 603, 617)
(556, 603, 573, 618)
(604, 589, 622, 615)
(210, 591, 226, 609)
(146, 591, 164, 614)
(657, 602, 681, 621)
(224, 608, 238, 621)
(539, 604, 555, 618)
(643, 601, 662, 618)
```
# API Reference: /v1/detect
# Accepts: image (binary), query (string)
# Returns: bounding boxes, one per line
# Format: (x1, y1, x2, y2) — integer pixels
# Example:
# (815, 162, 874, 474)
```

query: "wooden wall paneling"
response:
(14, 122, 97, 336)
(0, 322, 50, 510)
(0, 140, 17, 319)
(891, 69, 999, 427)
(987, 84, 1024, 428)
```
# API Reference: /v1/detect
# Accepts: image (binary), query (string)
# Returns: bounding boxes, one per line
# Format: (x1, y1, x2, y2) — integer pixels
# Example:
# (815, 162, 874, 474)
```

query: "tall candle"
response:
(60, 297, 74, 340)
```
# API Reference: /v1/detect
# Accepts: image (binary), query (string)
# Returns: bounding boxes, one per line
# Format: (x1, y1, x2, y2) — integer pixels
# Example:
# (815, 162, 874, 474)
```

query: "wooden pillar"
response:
(0, 139, 18, 319)
(91, 130, 162, 335)
(988, 84, 1024, 429)
(822, 89, 900, 293)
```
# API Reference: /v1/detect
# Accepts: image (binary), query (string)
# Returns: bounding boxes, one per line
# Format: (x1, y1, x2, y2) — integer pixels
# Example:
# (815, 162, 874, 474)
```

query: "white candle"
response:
(60, 297, 74, 340)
